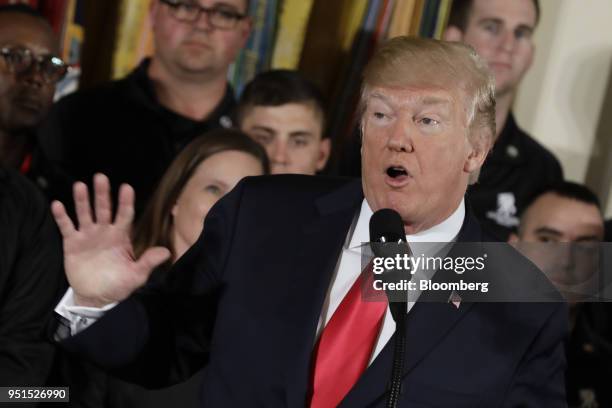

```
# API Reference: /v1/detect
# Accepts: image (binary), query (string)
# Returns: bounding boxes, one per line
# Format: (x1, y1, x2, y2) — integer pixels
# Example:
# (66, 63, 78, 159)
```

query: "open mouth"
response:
(386, 166, 408, 178)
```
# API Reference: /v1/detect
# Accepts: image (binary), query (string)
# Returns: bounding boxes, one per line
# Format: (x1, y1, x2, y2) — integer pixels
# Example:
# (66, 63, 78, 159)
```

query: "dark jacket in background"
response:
(0, 167, 64, 387)
(566, 303, 612, 407)
(22, 142, 74, 211)
(37, 58, 235, 217)
(467, 113, 563, 240)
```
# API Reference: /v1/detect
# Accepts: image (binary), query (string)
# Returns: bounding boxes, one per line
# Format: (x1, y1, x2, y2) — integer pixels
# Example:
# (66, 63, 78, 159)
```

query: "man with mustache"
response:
(52, 37, 567, 407)
(0, 4, 71, 203)
(444, 0, 563, 240)
(38, 0, 251, 217)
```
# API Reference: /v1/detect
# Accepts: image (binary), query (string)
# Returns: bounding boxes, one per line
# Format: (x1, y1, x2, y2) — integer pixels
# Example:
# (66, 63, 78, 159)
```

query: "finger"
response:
(115, 183, 135, 230)
(93, 173, 112, 225)
(135, 247, 172, 276)
(51, 200, 76, 237)
(73, 181, 94, 230)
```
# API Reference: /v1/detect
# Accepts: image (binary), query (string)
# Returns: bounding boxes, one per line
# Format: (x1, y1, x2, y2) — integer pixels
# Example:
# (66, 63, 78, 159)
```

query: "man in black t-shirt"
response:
(0, 5, 72, 205)
(38, 0, 252, 216)
(444, 0, 563, 239)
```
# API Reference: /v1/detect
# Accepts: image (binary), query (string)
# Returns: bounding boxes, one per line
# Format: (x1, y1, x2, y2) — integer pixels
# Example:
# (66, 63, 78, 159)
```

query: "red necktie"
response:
(309, 264, 388, 407)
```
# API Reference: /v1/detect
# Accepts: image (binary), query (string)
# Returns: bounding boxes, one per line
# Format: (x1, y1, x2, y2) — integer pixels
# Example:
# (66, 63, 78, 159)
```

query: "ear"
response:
(150, 0, 160, 22)
(463, 133, 490, 174)
(238, 16, 253, 46)
(508, 233, 519, 244)
(316, 138, 331, 171)
(171, 203, 178, 218)
(443, 26, 464, 42)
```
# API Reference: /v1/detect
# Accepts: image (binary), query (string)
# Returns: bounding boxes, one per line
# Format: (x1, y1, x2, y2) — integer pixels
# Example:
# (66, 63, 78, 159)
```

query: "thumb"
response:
(135, 246, 172, 276)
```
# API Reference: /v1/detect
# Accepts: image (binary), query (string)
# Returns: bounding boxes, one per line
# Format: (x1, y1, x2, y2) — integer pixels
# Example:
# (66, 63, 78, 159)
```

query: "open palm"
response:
(51, 174, 170, 307)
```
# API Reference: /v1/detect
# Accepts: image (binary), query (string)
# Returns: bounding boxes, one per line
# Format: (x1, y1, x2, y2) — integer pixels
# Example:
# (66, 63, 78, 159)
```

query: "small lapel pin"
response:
(448, 291, 462, 309)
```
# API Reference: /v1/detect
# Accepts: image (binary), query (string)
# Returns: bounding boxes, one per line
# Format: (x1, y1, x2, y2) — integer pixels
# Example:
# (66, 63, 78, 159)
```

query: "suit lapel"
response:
(339, 210, 485, 407)
(284, 179, 364, 408)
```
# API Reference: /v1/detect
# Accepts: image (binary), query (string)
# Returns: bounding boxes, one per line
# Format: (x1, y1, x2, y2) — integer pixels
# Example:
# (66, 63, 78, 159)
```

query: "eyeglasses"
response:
(0, 46, 68, 84)
(159, 0, 247, 30)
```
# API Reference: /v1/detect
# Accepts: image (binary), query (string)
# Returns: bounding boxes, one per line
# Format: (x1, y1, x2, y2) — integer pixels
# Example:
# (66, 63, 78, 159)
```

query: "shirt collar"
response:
(348, 198, 466, 249)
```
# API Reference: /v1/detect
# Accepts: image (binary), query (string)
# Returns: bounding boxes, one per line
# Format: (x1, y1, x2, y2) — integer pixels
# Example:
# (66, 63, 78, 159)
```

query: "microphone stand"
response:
(386, 301, 407, 408)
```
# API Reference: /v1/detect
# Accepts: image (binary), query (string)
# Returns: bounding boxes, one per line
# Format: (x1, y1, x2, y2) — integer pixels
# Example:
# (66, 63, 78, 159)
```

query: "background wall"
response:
(513, 0, 612, 217)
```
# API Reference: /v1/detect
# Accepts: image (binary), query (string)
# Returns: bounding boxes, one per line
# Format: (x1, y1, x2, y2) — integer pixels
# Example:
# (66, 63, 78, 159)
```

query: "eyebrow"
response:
(209, 178, 229, 190)
(368, 92, 451, 107)
(249, 125, 275, 134)
(534, 227, 562, 237)
(212, 1, 242, 11)
(478, 17, 534, 33)
(419, 96, 452, 107)
(289, 131, 313, 137)
(575, 236, 601, 242)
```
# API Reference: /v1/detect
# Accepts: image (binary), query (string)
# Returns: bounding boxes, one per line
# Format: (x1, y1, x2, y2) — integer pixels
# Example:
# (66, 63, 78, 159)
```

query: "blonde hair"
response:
(360, 36, 496, 183)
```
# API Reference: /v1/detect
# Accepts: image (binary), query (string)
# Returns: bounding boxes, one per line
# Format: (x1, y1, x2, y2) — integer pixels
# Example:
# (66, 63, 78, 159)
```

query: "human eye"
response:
(290, 136, 310, 148)
(3, 47, 28, 67)
(416, 116, 441, 128)
(213, 8, 240, 20)
(204, 184, 222, 195)
(482, 21, 500, 35)
(252, 133, 273, 145)
(536, 235, 557, 243)
(514, 26, 533, 40)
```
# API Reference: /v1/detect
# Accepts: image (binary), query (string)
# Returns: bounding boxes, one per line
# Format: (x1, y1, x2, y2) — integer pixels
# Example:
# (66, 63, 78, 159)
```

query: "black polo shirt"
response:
(38, 58, 236, 216)
(467, 113, 563, 240)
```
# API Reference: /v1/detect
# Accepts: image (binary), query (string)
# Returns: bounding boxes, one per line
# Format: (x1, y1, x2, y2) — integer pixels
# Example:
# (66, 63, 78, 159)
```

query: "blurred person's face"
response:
(151, 0, 250, 79)
(510, 193, 604, 301)
(0, 13, 59, 132)
(444, 0, 536, 97)
(171, 150, 263, 257)
(361, 84, 487, 234)
(240, 103, 330, 175)
(515, 193, 604, 243)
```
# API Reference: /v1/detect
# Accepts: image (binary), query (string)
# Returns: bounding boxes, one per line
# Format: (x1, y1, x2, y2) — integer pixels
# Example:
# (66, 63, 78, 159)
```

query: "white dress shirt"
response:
(318, 198, 465, 364)
(55, 198, 466, 364)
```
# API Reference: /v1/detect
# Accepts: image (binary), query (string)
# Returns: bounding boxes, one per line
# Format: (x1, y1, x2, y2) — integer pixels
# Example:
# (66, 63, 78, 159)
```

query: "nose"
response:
(499, 29, 516, 53)
(386, 120, 414, 153)
(18, 64, 46, 88)
(270, 140, 289, 170)
(194, 9, 215, 31)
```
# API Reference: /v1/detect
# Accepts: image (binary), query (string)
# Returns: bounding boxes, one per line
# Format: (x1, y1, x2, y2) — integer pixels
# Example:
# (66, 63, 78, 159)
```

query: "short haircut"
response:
(236, 69, 328, 137)
(133, 128, 269, 261)
(0, 4, 45, 19)
(525, 181, 602, 213)
(360, 36, 496, 184)
(447, 0, 540, 31)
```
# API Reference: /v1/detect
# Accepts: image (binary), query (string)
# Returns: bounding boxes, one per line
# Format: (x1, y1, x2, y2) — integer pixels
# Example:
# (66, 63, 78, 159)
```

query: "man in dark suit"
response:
(51, 37, 567, 407)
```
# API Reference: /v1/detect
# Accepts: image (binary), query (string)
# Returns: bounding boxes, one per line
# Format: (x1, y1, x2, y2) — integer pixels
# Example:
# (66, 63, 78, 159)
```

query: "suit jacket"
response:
(63, 175, 568, 407)
(0, 167, 64, 387)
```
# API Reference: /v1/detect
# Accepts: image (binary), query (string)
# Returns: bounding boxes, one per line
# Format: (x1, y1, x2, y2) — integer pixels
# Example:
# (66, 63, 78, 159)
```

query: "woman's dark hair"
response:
(133, 128, 269, 260)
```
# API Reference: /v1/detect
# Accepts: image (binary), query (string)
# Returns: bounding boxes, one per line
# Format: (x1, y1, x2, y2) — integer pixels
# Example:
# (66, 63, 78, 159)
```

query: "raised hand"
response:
(51, 174, 171, 307)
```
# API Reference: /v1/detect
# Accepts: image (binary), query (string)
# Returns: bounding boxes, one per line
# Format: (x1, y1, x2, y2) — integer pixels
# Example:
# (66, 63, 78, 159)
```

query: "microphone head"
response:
(369, 208, 405, 244)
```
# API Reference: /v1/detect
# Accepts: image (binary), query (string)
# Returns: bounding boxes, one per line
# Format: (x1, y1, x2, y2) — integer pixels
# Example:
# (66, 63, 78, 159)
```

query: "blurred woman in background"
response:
(60, 128, 269, 408)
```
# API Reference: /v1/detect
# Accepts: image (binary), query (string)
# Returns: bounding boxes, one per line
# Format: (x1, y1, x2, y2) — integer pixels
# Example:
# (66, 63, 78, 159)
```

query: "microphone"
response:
(369, 208, 406, 246)
(369, 208, 412, 316)
(369, 208, 409, 408)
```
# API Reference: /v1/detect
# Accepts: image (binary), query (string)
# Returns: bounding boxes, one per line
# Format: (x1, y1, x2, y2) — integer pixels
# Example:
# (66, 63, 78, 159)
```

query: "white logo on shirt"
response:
(486, 192, 519, 228)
